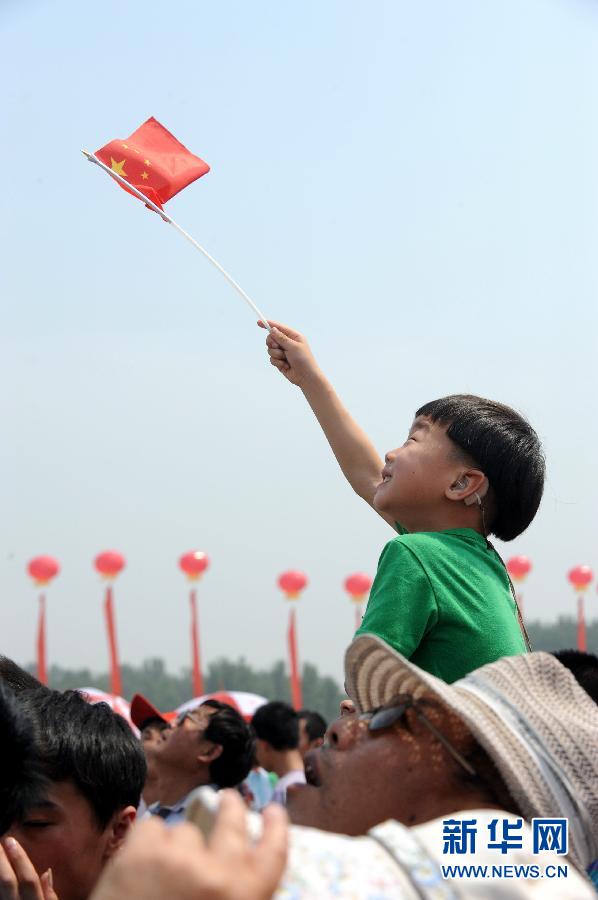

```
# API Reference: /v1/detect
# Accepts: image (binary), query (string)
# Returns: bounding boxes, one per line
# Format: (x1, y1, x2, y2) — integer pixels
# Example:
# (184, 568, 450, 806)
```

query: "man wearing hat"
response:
(285, 636, 598, 891)
(130, 694, 177, 814)
(132, 696, 255, 825)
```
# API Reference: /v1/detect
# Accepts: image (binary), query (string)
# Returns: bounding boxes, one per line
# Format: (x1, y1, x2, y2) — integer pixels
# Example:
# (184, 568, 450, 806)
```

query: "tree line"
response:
(33, 615, 597, 724)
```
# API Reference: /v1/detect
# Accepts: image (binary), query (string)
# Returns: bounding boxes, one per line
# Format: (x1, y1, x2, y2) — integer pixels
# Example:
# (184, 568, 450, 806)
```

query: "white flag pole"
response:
(81, 150, 272, 332)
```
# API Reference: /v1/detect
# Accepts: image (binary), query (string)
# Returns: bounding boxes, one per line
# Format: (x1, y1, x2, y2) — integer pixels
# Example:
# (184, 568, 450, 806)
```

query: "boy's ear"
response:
(102, 805, 136, 860)
(445, 470, 488, 505)
(197, 742, 223, 766)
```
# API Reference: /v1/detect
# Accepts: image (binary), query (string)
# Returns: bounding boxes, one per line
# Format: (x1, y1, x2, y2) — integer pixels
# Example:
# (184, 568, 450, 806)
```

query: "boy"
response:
(261, 321, 545, 682)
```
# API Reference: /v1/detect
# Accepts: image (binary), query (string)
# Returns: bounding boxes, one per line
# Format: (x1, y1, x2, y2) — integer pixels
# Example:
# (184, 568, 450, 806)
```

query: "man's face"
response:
(8, 780, 120, 900)
(298, 718, 323, 759)
(373, 417, 464, 526)
(286, 697, 479, 835)
(140, 719, 171, 782)
(153, 706, 217, 773)
(140, 718, 171, 747)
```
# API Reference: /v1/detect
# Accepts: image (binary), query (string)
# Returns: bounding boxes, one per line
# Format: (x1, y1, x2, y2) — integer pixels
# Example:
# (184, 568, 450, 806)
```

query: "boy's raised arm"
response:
(260, 321, 395, 527)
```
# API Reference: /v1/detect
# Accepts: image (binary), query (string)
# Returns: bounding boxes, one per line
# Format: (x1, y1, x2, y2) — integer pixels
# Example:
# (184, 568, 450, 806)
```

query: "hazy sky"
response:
(1, 0, 597, 690)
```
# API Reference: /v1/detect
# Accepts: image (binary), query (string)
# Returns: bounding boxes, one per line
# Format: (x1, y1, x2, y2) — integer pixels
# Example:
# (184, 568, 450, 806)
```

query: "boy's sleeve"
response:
(355, 539, 438, 658)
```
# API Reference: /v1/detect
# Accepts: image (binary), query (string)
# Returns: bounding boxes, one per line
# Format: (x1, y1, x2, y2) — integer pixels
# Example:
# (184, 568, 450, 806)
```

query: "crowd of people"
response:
(2, 321, 598, 897)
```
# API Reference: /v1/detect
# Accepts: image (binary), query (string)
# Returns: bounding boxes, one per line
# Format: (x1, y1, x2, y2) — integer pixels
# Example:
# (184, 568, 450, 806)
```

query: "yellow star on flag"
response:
(144, 159, 151, 167)
(141, 171, 149, 180)
(122, 143, 129, 149)
(110, 158, 128, 178)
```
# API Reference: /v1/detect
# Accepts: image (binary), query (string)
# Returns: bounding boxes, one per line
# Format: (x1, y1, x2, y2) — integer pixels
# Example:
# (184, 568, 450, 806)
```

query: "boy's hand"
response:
(258, 320, 321, 388)
(0, 838, 57, 900)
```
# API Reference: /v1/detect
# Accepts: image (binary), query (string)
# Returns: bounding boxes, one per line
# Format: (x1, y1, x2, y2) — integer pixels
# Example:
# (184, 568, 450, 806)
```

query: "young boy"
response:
(261, 321, 545, 682)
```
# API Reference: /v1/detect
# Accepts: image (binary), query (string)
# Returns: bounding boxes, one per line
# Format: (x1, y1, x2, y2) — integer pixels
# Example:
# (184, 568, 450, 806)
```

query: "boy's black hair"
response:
(19, 688, 146, 829)
(200, 699, 255, 788)
(416, 394, 545, 541)
(297, 709, 327, 741)
(0, 683, 48, 834)
(252, 701, 299, 751)
(552, 650, 598, 705)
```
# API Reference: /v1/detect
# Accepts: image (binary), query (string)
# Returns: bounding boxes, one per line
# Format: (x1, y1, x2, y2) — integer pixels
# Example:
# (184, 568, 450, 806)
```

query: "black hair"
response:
(552, 650, 598, 705)
(200, 700, 254, 788)
(416, 394, 545, 541)
(19, 689, 146, 829)
(252, 701, 299, 751)
(0, 683, 48, 834)
(0, 657, 47, 694)
(297, 709, 327, 742)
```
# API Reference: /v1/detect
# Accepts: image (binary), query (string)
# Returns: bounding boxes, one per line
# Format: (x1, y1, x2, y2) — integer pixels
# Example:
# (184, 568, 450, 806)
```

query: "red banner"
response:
(104, 586, 123, 697)
(37, 593, 47, 685)
(577, 595, 587, 652)
(190, 589, 204, 697)
(287, 608, 303, 710)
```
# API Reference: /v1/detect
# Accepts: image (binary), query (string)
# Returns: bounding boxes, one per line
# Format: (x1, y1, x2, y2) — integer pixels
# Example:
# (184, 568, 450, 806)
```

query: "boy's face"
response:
(8, 779, 133, 900)
(374, 417, 463, 526)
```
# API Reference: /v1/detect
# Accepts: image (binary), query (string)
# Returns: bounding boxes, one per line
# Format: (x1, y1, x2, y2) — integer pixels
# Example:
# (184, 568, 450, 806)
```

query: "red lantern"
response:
(27, 556, 60, 586)
(278, 570, 308, 600)
(506, 556, 532, 584)
(344, 572, 372, 602)
(94, 550, 126, 579)
(567, 566, 593, 591)
(179, 550, 210, 581)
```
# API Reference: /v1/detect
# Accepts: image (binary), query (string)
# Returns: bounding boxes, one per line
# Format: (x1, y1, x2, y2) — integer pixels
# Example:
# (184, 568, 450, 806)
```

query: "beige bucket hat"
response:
(344, 634, 598, 870)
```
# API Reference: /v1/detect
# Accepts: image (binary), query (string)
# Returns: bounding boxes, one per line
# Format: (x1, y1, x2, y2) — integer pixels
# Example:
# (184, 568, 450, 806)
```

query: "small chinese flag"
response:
(95, 117, 210, 210)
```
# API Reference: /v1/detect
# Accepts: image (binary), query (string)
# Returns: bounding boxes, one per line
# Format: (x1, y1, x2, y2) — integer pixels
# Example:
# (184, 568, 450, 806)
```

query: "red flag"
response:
(287, 608, 303, 710)
(190, 589, 204, 697)
(104, 586, 123, 697)
(37, 594, 48, 685)
(577, 595, 587, 652)
(95, 117, 210, 210)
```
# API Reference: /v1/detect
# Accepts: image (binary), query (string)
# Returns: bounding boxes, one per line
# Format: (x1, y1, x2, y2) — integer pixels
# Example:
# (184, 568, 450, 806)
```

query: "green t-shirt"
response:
(355, 525, 526, 683)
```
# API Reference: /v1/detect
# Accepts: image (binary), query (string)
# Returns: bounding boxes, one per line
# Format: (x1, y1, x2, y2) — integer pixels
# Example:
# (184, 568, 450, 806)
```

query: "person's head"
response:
(154, 700, 254, 789)
(0, 683, 47, 834)
(373, 394, 544, 540)
(552, 650, 598, 704)
(297, 709, 327, 759)
(6, 688, 146, 900)
(130, 693, 175, 743)
(252, 702, 299, 771)
(129, 694, 174, 806)
(0, 656, 47, 694)
(288, 636, 598, 870)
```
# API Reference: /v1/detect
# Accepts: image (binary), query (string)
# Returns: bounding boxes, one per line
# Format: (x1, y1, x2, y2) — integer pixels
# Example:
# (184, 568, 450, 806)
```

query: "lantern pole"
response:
(104, 584, 123, 697)
(190, 587, 204, 697)
(37, 593, 48, 685)
(287, 606, 303, 710)
(577, 594, 587, 652)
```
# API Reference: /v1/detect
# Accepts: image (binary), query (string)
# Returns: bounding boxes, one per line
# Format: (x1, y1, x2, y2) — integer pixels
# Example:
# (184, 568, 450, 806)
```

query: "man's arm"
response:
(261, 321, 395, 528)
